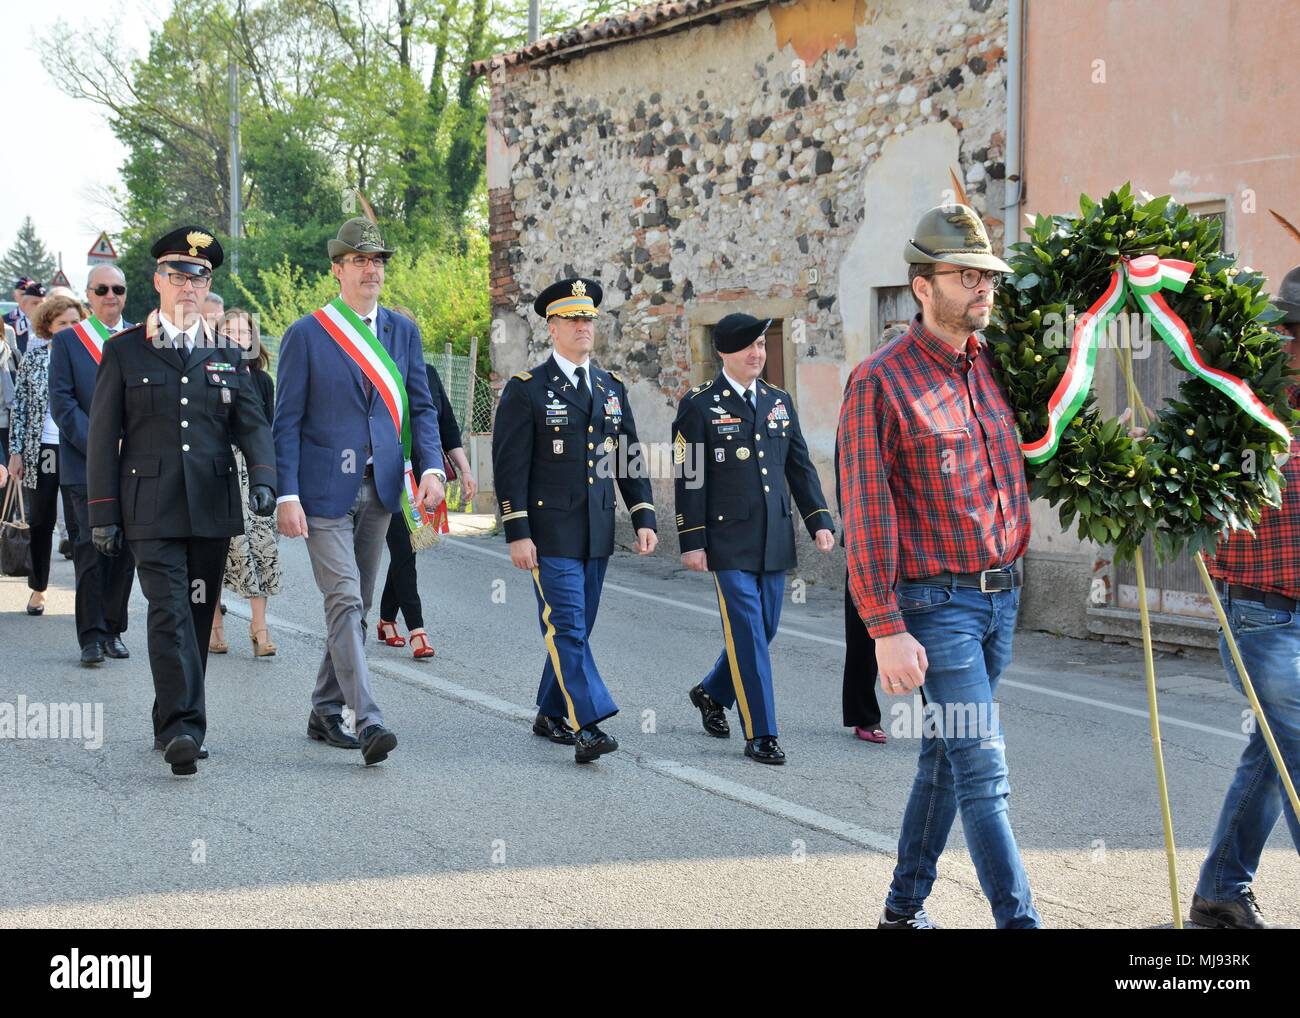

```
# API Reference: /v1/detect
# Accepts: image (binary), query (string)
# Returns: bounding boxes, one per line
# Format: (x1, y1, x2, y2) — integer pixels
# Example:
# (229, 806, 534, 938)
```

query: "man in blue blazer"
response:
(49, 264, 136, 666)
(274, 217, 445, 766)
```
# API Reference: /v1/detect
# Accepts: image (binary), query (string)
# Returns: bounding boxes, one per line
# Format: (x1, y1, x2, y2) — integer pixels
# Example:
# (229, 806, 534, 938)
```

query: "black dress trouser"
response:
(131, 536, 230, 745)
(379, 513, 424, 631)
(63, 483, 135, 648)
(842, 574, 883, 728)
(27, 443, 70, 593)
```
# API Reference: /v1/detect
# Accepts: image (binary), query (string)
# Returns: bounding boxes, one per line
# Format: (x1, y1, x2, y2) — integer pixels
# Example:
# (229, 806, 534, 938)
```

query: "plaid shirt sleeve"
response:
(838, 363, 907, 638)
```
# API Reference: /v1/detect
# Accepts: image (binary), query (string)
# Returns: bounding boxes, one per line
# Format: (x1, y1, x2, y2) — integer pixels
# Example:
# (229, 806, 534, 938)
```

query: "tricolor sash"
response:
(311, 299, 438, 547)
(70, 316, 112, 365)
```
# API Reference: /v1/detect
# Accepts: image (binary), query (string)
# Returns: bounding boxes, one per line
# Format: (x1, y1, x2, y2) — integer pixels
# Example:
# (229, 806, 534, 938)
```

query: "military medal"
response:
(604, 437, 615, 452)
(736, 447, 751, 460)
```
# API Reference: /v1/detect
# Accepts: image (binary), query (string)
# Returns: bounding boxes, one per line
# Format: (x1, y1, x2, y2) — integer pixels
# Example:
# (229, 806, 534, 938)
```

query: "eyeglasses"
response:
(92, 284, 127, 297)
(341, 255, 388, 269)
(161, 271, 212, 290)
(927, 268, 1003, 289)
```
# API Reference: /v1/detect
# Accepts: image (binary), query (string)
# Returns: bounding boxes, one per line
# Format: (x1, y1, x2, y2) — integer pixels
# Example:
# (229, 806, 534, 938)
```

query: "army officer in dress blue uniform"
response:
(674, 313, 834, 764)
(88, 226, 276, 776)
(492, 277, 657, 763)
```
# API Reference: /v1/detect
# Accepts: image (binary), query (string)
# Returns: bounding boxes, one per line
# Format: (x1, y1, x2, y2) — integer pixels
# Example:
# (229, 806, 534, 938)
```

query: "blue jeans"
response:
(885, 582, 1040, 929)
(1195, 594, 1300, 902)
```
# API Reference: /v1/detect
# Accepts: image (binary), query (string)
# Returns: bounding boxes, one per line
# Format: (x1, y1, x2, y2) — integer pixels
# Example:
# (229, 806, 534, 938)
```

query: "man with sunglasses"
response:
(838, 203, 1038, 928)
(274, 217, 444, 767)
(49, 264, 136, 666)
(87, 226, 276, 776)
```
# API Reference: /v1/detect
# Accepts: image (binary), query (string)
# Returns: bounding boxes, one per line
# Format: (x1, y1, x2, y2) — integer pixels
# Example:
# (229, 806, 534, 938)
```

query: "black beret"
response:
(533, 277, 602, 319)
(712, 313, 772, 353)
(21, 281, 46, 298)
(151, 225, 223, 272)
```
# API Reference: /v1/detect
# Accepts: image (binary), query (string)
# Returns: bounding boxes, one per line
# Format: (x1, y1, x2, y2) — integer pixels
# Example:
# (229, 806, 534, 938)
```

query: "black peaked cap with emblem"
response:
(712, 313, 772, 353)
(151, 225, 223, 272)
(533, 277, 602, 319)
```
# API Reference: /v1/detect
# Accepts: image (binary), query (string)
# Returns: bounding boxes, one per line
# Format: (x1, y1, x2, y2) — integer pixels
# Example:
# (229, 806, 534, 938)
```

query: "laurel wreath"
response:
(984, 185, 1296, 562)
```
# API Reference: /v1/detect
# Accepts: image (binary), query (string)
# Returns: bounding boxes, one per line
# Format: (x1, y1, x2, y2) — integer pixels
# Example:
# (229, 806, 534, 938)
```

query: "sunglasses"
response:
(92, 284, 127, 297)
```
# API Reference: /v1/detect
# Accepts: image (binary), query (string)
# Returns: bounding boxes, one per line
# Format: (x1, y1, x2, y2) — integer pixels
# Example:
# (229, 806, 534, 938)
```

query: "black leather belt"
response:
(1216, 582, 1298, 612)
(905, 567, 1021, 593)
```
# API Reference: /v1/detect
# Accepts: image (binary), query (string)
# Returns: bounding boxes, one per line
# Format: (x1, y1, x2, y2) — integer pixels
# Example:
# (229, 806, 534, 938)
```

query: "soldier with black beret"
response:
(491, 276, 657, 763)
(87, 225, 277, 776)
(675, 313, 834, 764)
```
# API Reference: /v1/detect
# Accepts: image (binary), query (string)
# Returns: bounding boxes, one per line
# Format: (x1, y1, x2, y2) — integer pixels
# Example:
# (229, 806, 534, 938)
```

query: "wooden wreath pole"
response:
(1120, 341, 1183, 928)
(1194, 552, 1300, 819)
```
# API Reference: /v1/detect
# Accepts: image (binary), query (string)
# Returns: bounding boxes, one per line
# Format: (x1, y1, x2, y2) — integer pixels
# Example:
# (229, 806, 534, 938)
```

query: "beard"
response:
(932, 283, 991, 335)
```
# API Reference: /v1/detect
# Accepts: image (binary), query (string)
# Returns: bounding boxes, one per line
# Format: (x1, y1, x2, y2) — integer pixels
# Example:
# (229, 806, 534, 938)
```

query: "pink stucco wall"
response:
(1024, 0, 1300, 287)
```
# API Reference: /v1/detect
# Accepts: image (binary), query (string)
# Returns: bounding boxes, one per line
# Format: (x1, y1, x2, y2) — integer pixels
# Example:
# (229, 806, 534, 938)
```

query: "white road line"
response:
(441, 538, 1246, 743)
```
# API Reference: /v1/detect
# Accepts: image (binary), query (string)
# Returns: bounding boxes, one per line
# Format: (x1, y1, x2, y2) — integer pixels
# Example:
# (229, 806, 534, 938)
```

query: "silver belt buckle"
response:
(979, 569, 1002, 593)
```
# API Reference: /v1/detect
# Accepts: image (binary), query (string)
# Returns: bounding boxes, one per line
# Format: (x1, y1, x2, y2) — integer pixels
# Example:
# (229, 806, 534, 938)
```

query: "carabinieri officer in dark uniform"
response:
(492, 277, 657, 763)
(675, 313, 835, 764)
(87, 226, 276, 776)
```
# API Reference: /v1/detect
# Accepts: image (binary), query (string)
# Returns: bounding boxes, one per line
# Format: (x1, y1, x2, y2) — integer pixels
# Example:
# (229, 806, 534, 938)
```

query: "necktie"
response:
(745, 388, 755, 413)
(575, 365, 592, 412)
(362, 318, 375, 401)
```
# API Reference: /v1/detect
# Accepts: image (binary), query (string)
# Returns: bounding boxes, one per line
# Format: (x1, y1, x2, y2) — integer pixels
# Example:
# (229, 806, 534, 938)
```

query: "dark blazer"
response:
(273, 305, 443, 517)
(492, 354, 656, 559)
(86, 316, 277, 540)
(48, 319, 133, 487)
(672, 373, 832, 572)
(249, 366, 274, 431)
(412, 363, 462, 479)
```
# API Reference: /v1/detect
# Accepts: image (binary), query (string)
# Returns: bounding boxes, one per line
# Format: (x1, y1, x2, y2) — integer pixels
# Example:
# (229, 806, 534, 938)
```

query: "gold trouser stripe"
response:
(713, 574, 755, 740)
(628, 502, 654, 513)
(531, 568, 580, 732)
(803, 507, 833, 520)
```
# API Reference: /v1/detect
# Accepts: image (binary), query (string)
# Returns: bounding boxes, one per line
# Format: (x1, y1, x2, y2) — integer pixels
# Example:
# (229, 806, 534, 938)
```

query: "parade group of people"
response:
(2, 201, 1297, 931)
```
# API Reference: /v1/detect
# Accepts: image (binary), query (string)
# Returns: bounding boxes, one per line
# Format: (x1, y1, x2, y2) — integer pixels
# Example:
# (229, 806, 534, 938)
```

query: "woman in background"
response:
(7, 294, 85, 614)
(376, 305, 477, 659)
(210, 308, 281, 656)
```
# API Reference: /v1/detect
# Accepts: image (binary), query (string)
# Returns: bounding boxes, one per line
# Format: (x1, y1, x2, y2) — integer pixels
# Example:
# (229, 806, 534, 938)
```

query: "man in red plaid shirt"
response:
(838, 203, 1039, 928)
(1192, 265, 1300, 930)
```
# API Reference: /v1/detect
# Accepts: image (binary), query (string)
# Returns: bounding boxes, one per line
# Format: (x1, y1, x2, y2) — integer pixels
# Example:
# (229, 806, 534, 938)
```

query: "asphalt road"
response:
(1, 523, 1296, 928)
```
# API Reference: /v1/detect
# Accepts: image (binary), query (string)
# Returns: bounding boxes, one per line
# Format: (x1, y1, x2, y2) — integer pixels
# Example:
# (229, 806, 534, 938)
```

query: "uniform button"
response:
(181, 397, 189, 405)
(764, 485, 770, 492)
(142, 377, 148, 383)
(758, 450, 764, 458)
(761, 467, 768, 475)
(130, 468, 137, 475)
(537, 500, 543, 506)
(755, 434, 762, 441)
(588, 460, 594, 467)
(717, 515, 723, 521)
(182, 444, 190, 452)
(181, 376, 188, 383)
(588, 426, 594, 433)
(588, 478, 593, 485)
(587, 442, 594, 450)
(181, 420, 189, 428)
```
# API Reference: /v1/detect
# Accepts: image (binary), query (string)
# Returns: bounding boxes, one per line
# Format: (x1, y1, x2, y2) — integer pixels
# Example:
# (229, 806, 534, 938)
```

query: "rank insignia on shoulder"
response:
(609, 369, 624, 384)
(513, 371, 532, 381)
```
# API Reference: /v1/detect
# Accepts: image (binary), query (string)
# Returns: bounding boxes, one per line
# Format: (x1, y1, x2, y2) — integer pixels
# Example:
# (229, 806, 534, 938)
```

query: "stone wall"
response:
(483, 0, 1011, 582)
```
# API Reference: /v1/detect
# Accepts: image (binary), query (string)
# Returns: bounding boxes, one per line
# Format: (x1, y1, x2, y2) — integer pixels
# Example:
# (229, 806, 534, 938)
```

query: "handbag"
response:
(0, 480, 32, 577)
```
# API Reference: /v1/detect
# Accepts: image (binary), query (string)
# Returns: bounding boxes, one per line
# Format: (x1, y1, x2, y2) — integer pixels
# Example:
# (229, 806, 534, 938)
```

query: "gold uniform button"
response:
(588, 425, 594, 433)
(142, 377, 149, 383)
(764, 485, 770, 492)
(182, 444, 190, 452)
(587, 477, 594, 485)
(181, 376, 188, 383)
(588, 442, 594, 450)
(181, 397, 189, 405)
(181, 420, 189, 428)
(717, 515, 724, 521)
(761, 467, 768, 475)
(130, 469, 137, 475)
(537, 500, 543, 506)
(588, 460, 594, 467)
(755, 434, 762, 442)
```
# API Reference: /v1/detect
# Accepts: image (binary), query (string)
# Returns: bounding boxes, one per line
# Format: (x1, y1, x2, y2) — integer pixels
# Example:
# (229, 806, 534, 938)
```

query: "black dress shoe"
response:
(307, 711, 360, 750)
(102, 635, 130, 659)
(80, 643, 105, 667)
(574, 724, 618, 764)
(689, 684, 730, 738)
(153, 737, 208, 760)
(358, 724, 397, 765)
(26, 596, 44, 616)
(532, 712, 577, 745)
(744, 736, 786, 765)
(1189, 890, 1272, 929)
(163, 735, 201, 775)
(59, 537, 72, 559)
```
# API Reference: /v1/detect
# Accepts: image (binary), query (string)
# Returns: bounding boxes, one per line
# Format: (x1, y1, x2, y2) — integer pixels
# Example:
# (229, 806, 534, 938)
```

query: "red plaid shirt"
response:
(1208, 387, 1300, 600)
(838, 316, 1031, 637)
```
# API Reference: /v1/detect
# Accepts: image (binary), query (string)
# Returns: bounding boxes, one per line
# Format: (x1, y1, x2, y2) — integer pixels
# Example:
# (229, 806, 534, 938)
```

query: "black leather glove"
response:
(92, 524, 123, 557)
(248, 484, 275, 518)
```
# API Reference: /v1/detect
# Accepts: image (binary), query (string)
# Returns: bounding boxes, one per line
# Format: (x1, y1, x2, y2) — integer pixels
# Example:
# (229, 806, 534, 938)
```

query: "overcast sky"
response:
(2, 1, 154, 293)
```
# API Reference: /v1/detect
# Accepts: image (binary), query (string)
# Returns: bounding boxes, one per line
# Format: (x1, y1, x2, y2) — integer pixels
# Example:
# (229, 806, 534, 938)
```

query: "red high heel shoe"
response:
(376, 620, 406, 647)
(409, 630, 435, 660)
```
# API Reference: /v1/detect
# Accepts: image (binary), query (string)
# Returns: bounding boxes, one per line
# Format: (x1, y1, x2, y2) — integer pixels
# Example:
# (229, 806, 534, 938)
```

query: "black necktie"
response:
(575, 365, 592, 412)
(362, 318, 375, 401)
(745, 388, 755, 413)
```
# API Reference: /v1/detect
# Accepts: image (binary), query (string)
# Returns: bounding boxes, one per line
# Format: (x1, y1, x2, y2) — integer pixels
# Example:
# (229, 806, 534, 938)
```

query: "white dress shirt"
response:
(550, 349, 592, 391)
(722, 370, 758, 408)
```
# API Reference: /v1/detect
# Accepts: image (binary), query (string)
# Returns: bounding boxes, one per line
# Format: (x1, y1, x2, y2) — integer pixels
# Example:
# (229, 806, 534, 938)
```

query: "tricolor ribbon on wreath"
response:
(1022, 254, 1292, 465)
(312, 297, 440, 549)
